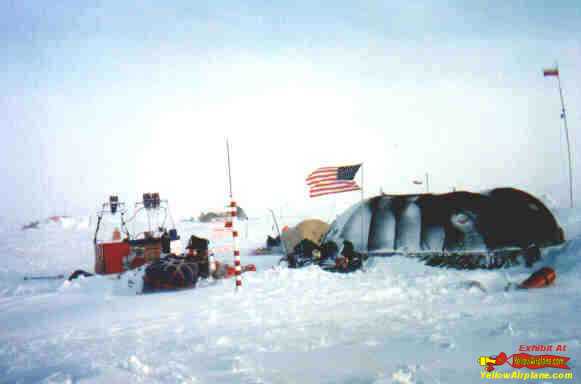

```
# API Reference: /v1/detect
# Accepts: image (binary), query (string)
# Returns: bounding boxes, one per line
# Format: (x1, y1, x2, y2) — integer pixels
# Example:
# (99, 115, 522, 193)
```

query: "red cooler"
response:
(95, 241, 130, 274)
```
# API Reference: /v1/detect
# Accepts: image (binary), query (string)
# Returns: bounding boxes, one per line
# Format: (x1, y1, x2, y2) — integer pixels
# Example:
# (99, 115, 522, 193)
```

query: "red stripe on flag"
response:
(310, 180, 356, 188)
(310, 185, 361, 198)
(307, 170, 336, 176)
(309, 180, 358, 192)
(306, 167, 337, 176)
(306, 168, 337, 178)
(543, 68, 559, 77)
(306, 167, 337, 180)
(306, 170, 338, 184)
(307, 174, 339, 186)
(310, 187, 360, 198)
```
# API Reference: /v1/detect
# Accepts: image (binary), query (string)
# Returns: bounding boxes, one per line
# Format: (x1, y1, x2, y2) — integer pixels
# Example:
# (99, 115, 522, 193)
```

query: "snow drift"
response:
(1, 207, 579, 383)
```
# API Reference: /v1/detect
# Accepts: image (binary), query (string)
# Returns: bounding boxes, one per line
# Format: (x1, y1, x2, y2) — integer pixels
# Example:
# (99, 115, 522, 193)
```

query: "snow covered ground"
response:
(0, 211, 580, 383)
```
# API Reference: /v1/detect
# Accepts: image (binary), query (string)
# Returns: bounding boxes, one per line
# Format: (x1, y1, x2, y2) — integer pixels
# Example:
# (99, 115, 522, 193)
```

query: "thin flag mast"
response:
(360, 163, 364, 254)
(226, 139, 233, 199)
(544, 64, 574, 208)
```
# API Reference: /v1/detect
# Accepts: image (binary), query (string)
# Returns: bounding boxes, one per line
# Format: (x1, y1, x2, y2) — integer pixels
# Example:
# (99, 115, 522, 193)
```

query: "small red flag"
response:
(543, 68, 559, 77)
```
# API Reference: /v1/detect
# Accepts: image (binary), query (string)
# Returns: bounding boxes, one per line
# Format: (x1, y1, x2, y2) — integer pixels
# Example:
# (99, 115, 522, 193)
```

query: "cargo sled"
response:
(93, 193, 180, 275)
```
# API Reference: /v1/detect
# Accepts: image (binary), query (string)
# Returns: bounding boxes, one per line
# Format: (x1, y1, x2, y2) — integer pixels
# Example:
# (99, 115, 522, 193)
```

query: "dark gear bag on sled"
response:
(142, 255, 199, 293)
(187, 235, 209, 252)
(186, 235, 210, 279)
(285, 239, 325, 268)
(321, 241, 366, 273)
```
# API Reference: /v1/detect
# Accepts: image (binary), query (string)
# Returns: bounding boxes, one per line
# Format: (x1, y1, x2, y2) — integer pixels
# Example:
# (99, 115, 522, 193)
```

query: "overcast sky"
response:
(1, 1, 580, 223)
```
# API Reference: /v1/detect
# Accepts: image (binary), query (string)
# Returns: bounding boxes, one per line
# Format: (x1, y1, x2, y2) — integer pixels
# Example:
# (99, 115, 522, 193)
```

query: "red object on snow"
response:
(95, 242, 130, 274)
(224, 264, 256, 278)
(519, 267, 556, 289)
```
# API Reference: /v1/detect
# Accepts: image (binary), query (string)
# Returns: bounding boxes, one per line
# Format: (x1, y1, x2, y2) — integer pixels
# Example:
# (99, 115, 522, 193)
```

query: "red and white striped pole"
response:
(225, 200, 241, 289)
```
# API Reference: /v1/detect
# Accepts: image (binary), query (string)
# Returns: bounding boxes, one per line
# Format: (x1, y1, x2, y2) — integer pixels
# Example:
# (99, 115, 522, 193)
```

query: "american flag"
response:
(306, 164, 361, 198)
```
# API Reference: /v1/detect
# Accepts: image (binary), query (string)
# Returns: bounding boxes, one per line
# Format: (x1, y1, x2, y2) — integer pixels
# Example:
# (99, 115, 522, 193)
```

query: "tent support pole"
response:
(360, 163, 364, 252)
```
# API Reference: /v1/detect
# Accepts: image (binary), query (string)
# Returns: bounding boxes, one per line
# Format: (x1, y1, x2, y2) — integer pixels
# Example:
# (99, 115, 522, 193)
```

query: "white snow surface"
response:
(1, 213, 580, 383)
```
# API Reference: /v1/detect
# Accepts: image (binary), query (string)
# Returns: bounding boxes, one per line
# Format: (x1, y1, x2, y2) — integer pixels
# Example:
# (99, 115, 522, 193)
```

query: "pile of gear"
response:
(142, 255, 200, 292)
(141, 235, 208, 293)
(276, 219, 367, 273)
(282, 238, 367, 273)
(70, 233, 255, 294)
(142, 235, 255, 293)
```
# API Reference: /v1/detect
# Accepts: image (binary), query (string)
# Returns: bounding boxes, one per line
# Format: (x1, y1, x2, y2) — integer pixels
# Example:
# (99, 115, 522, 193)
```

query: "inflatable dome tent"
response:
(322, 188, 564, 269)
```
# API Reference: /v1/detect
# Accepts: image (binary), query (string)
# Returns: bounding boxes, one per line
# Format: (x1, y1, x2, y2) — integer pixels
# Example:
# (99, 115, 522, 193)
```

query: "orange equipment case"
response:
(95, 241, 130, 274)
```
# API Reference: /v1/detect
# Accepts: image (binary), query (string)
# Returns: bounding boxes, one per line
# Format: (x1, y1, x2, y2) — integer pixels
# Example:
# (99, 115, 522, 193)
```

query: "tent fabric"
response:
(281, 219, 330, 254)
(322, 188, 564, 253)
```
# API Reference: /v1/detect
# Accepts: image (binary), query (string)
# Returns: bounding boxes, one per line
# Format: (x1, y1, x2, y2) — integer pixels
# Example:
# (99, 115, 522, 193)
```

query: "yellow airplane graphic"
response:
(478, 356, 498, 367)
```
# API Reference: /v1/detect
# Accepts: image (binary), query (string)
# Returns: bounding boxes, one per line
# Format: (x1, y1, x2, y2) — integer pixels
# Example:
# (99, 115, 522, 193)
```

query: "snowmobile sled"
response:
(322, 188, 565, 269)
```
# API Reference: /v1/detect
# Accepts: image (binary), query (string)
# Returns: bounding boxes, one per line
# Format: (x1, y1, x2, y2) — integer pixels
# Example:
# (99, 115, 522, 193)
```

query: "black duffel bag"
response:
(142, 255, 199, 293)
(186, 235, 210, 279)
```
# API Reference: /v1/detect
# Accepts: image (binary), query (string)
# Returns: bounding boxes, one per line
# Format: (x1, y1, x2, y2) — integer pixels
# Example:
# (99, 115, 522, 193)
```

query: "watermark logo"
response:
(478, 351, 570, 372)
(478, 344, 573, 381)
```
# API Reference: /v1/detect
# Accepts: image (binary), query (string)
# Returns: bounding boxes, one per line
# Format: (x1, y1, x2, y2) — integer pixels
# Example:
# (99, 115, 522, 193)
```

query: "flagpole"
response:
(555, 65, 574, 208)
(226, 139, 233, 199)
(360, 163, 365, 253)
